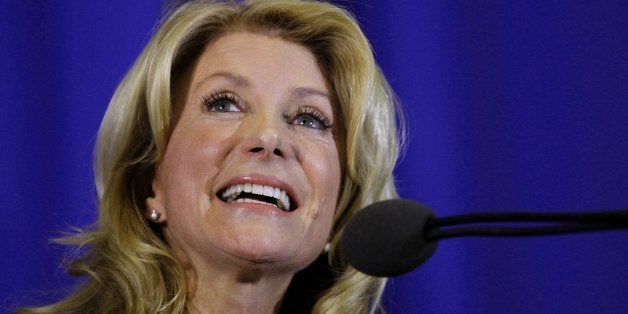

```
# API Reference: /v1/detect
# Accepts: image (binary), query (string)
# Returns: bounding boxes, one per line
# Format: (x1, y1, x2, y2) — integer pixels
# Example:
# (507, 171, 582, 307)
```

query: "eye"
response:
(202, 91, 241, 113)
(290, 107, 333, 130)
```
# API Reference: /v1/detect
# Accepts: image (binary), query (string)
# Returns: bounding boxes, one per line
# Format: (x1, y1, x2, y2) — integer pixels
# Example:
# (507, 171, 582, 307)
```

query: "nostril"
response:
(247, 147, 284, 157)
(273, 148, 283, 157)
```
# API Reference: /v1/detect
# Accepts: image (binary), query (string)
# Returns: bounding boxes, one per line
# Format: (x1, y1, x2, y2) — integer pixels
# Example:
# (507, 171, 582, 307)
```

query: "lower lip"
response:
(219, 199, 294, 215)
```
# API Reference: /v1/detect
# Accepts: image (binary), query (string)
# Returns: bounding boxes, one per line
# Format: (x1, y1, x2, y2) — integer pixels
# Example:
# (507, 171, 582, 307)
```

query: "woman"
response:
(20, 0, 402, 312)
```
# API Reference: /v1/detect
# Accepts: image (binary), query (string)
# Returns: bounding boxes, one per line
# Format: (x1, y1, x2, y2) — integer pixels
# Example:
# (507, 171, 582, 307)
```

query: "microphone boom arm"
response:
(427, 210, 628, 240)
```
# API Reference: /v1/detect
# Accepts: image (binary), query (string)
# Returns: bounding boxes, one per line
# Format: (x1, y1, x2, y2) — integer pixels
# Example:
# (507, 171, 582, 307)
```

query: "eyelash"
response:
(291, 107, 333, 131)
(200, 90, 332, 130)
(201, 91, 240, 112)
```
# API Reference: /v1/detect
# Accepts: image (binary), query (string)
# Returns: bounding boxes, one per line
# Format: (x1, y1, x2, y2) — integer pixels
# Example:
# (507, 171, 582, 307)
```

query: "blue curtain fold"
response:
(2, 1, 627, 313)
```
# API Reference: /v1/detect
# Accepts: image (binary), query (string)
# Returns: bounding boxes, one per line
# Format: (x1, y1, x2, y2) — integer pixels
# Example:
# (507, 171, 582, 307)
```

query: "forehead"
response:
(188, 31, 329, 94)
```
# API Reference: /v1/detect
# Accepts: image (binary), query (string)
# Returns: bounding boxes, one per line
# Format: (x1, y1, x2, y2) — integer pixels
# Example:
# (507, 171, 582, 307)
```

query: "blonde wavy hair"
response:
(19, 0, 403, 313)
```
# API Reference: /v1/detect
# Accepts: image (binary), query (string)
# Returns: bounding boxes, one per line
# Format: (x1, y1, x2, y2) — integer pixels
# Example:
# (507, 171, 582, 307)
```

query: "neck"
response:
(186, 263, 293, 314)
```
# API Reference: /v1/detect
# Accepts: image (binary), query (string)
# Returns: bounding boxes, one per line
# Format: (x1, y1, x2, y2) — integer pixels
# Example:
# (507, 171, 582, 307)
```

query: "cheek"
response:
(323, 143, 342, 191)
(306, 142, 341, 215)
(159, 124, 232, 208)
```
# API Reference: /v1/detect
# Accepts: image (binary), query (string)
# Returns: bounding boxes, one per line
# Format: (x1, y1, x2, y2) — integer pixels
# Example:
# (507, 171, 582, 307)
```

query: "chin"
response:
(223, 238, 317, 271)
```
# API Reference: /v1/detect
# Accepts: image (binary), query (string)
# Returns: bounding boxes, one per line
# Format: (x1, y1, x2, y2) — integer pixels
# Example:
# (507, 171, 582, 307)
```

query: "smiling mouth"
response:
(218, 183, 297, 212)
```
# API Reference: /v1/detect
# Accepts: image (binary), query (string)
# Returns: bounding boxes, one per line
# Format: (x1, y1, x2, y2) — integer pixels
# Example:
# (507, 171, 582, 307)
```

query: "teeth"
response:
(221, 183, 292, 211)
(263, 185, 274, 197)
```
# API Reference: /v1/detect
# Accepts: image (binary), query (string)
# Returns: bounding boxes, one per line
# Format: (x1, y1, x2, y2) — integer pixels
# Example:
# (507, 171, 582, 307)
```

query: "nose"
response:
(239, 111, 291, 160)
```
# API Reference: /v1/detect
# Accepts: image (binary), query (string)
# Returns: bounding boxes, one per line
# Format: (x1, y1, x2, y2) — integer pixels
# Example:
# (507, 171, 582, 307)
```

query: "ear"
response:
(145, 174, 167, 223)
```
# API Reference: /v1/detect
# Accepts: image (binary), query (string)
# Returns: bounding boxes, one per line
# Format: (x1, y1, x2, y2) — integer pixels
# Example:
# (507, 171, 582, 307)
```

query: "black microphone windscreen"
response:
(340, 199, 438, 277)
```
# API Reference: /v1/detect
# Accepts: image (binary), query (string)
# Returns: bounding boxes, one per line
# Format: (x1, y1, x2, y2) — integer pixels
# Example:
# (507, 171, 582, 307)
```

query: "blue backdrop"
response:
(2, 1, 627, 313)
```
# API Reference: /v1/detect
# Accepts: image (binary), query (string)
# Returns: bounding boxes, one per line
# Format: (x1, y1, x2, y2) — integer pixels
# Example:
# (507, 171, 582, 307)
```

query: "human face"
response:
(147, 32, 340, 273)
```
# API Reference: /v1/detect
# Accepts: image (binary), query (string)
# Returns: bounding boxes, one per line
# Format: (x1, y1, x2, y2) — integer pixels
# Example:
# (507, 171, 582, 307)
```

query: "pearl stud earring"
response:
(323, 242, 331, 253)
(149, 209, 161, 222)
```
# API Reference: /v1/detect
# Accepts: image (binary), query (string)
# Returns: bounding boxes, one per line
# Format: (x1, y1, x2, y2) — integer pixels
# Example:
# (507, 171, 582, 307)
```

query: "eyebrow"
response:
(289, 86, 330, 100)
(194, 71, 250, 91)
(194, 71, 329, 100)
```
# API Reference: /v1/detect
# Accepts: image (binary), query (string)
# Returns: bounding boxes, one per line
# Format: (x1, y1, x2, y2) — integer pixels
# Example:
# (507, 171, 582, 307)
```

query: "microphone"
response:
(340, 199, 628, 277)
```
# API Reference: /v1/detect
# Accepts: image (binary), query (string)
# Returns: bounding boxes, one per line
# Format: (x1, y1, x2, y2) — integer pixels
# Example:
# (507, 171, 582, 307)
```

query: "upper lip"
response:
(215, 174, 299, 211)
